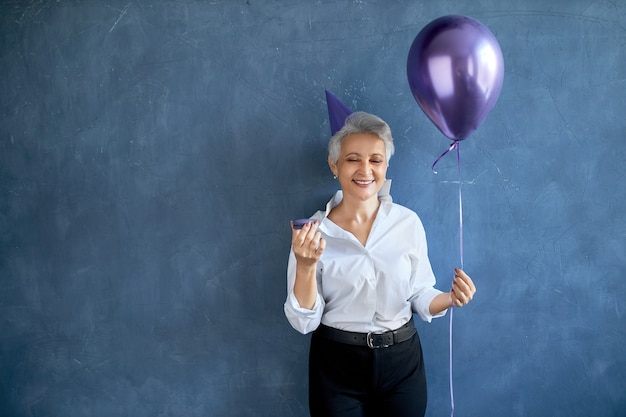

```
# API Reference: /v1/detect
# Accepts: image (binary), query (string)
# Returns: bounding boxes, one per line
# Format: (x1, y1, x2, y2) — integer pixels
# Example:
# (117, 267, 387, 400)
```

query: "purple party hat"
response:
(325, 90, 353, 135)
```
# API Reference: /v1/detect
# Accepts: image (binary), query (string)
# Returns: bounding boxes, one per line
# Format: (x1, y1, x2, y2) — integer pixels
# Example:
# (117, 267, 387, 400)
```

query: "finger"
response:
(311, 233, 327, 257)
(455, 269, 476, 293)
(460, 277, 476, 296)
(292, 221, 314, 246)
(454, 286, 465, 299)
(304, 220, 319, 238)
(452, 281, 472, 303)
(452, 276, 470, 294)
(307, 222, 323, 248)
(316, 237, 326, 255)
(304, 234, 317, 250)
(451, 290, 464, 307)
(467, 276, 476, 293)
(454, 268, 469, 281)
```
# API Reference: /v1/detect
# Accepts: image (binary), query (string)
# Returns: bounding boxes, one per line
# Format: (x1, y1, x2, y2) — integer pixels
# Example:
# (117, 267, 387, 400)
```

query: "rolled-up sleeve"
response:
(409, 217, 448, 322)
(411, 286, 446, 322)
(283, 249, 325, 334)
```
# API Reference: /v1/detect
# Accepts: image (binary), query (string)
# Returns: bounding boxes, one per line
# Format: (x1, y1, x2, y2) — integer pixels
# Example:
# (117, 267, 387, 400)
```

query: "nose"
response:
(359, 160, 374, 173)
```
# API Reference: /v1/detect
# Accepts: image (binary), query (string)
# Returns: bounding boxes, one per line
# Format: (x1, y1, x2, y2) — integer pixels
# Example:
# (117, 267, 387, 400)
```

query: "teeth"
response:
(355, 180, 373, 184)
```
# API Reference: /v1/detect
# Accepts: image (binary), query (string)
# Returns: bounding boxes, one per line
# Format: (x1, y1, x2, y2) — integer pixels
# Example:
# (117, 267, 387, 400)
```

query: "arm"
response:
(293, 263, 318, 309)
(284, 220, 326, 334)
(429, 292, 453, 316)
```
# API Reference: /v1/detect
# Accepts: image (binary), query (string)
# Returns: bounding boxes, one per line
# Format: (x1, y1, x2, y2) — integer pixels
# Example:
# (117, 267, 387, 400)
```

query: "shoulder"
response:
(388, 201, 420, 220)
(386, 202, 427, 232)
(391, 201, 416, 214)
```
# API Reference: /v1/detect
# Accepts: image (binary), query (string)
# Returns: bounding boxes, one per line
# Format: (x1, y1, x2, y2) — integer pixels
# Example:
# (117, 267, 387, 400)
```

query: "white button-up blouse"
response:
(284, 180, 447, 334)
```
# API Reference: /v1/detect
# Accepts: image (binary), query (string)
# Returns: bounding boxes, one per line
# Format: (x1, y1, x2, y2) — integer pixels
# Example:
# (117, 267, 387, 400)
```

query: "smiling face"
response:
(328, 133, 388, 204)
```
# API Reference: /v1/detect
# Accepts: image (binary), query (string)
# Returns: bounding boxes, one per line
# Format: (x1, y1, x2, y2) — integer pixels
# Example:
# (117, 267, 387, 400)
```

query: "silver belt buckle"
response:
(366, 332, 389, 349)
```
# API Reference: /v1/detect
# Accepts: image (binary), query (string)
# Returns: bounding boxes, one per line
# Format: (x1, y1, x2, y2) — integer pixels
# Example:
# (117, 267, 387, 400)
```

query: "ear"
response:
(327, 155, 338, 177)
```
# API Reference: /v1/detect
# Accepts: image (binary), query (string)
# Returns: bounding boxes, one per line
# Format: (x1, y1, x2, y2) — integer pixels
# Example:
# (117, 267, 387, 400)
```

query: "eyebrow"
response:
(344, 152, 385, 158)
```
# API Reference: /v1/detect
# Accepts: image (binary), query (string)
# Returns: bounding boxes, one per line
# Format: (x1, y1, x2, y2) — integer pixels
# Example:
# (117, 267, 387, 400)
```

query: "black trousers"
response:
(308, 327, 427, 417)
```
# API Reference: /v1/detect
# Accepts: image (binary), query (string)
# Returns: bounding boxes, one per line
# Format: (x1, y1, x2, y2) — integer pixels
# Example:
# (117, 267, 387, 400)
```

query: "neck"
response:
(337, 194, 380, 224)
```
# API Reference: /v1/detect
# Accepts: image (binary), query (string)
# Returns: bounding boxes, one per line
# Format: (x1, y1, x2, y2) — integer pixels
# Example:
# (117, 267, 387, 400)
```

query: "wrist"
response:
(429, 292, 452, 315)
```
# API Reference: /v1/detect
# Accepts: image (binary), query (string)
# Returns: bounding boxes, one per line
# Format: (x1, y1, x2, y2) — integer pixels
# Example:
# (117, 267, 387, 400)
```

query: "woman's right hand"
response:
(291, 220, 326, 266)
(291, 220, 325, 309)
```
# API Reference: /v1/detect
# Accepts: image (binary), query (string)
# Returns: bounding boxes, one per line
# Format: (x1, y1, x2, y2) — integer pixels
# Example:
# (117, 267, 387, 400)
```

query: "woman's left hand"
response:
(450, 268, 476, 307)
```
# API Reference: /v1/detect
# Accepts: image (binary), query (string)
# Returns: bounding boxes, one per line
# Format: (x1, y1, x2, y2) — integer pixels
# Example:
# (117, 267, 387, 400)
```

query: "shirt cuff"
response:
(284, 293, 324, 334)
(413, 288, 448, 323)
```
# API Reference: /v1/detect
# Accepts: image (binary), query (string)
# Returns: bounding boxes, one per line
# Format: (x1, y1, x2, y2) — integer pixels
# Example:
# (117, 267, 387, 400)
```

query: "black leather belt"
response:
(315, 317, 416, 349)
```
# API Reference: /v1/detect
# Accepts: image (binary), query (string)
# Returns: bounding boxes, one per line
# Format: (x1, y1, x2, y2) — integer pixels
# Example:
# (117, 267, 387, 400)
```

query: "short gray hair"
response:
(328, 111, 395, 164)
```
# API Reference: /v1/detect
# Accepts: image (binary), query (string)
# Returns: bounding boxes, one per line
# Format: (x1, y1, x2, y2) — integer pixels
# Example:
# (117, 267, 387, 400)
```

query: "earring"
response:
(333, 175, 337, 180)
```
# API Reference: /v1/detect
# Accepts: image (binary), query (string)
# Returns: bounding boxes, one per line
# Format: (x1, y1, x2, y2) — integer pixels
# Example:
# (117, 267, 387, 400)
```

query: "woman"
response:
(284, 111, 476, 417)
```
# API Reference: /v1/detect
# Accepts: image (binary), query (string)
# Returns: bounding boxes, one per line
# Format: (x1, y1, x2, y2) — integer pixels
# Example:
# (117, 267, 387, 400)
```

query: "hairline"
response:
(327, 111, 395, 165)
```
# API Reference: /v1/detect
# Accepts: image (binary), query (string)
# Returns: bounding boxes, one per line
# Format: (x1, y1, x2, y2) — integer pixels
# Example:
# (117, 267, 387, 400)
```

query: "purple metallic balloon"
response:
(407, 15, 504, 141)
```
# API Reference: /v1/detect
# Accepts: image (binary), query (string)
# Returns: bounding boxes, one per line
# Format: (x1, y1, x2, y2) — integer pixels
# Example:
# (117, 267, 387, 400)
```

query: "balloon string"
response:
(431, 141, 459, 174)
(450, 142, 464, 417)
(449, 304, 455, 417)
(431, 140, 463, 417)
(457, 142, 464, 271)
(432, 141, 463, 417)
